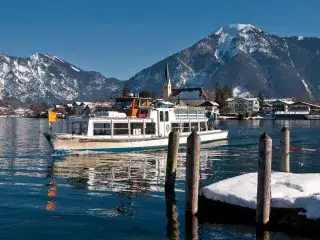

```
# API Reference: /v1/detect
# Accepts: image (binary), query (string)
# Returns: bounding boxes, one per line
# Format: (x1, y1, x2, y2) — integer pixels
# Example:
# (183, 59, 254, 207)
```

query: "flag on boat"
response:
(48, 110, 58, 122)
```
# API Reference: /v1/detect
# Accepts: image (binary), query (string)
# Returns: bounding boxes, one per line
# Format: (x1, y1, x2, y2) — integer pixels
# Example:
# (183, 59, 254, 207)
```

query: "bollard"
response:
(185, 131, 200, 215)
(165, 131, 180, 195)
(280, 127, 290, 173)
(256, 132, 272, 226)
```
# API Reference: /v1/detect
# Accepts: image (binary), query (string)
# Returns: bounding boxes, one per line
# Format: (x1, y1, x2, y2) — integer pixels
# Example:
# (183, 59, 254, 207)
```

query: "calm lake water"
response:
(0, 118, 319, 239)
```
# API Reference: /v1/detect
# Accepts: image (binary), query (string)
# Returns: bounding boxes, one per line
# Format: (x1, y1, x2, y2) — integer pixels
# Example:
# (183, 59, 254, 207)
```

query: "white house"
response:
(198, 100, 220, 114)
(226, 97, 260, 113)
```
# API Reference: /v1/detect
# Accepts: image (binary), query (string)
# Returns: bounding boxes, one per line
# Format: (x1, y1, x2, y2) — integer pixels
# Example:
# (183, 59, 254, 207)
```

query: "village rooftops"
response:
(171, 87, 208, 99)
(226, 97, 258, 101)
(272, 99, 295, 105)
(115, 96, 152, 100)
(198, 100, 219, 107)
(290, 101, 320, 108)
(262, 103, 272, 107)
(264, 98, 294, 103)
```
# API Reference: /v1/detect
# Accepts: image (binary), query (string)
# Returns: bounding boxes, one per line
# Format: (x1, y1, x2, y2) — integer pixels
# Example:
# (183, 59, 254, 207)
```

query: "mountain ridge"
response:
(0, 53, 123, 103)
(2, 24, 320, 103)
(127, 23, 320, 98)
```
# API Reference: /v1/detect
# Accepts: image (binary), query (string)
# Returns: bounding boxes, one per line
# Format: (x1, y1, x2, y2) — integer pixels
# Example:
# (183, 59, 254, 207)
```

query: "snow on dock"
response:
(200, 172, 320, 220)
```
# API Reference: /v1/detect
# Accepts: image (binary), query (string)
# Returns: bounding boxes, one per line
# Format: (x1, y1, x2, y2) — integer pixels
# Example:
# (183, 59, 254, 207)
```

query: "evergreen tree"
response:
(215, 82, 233, 109)
(257, 91, 265, 105)
(139, 90, 151, 98)
(122, 82, 130, 96)
(214, 82, 223, 106)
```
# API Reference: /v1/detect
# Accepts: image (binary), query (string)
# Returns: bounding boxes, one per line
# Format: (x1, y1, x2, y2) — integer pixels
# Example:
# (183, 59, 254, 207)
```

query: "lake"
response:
(0, 118, 319, 239)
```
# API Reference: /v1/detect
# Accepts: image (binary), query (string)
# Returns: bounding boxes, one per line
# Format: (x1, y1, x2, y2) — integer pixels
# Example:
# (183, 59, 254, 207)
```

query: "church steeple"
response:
(164, 62, 171, 85)
(163, 62, 172, 101)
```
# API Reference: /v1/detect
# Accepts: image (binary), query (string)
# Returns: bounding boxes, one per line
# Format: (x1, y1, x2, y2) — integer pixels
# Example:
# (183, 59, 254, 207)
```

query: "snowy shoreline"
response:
(200, 172, 320, 220)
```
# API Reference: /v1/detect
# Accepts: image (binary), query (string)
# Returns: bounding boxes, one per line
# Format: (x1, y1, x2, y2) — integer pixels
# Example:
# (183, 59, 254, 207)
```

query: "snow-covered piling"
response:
(198, 128, 320, 238)
(256, 133, 272, 226)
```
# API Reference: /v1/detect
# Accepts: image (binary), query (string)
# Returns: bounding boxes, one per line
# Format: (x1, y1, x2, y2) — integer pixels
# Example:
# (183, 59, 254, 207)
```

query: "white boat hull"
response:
(44, 130, 228, 154)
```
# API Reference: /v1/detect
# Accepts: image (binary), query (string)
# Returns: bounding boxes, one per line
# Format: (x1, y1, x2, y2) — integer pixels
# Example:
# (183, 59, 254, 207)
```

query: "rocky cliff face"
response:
(127, 24, 320, 98)
(0, 53, 123, 103)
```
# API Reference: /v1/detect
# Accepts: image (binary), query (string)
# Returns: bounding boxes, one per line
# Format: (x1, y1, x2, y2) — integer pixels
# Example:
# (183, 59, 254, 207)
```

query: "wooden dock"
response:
(165, 127, 320, 239)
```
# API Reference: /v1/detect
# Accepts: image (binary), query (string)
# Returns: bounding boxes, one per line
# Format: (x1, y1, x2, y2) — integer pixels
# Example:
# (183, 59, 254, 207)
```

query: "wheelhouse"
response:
(114, 96, 152, 117)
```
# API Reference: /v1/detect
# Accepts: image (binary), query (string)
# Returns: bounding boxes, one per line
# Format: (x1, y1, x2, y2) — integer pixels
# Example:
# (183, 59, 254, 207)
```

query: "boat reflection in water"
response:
(51, 140, 229, 195)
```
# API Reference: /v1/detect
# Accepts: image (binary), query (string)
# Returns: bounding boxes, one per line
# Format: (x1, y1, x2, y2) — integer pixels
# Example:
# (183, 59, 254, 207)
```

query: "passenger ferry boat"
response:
(44, 97, 228, 154)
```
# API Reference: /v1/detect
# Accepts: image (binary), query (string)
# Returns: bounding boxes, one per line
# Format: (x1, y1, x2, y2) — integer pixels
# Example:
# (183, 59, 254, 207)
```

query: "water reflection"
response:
(1, 118, 320, 239)
(51, 144, 228, 195)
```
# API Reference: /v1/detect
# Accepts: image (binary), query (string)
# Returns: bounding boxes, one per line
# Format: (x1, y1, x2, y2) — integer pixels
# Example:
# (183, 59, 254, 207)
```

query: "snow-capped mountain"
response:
(127, 24, 320, 98)
(0, 53, 122, 103)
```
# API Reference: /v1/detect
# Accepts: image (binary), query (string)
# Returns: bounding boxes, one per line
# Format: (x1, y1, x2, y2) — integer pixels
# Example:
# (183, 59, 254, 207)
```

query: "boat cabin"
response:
(114, 95, 152, 117)
(66, 107, 216, 139)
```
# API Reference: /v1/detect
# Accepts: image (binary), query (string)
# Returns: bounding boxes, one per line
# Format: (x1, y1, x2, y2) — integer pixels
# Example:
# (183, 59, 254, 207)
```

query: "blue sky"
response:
(0, 0, 319, 80)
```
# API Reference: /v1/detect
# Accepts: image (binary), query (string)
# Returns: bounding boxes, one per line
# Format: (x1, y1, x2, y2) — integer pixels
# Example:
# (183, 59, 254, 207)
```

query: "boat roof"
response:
(115, 96, 152, 100)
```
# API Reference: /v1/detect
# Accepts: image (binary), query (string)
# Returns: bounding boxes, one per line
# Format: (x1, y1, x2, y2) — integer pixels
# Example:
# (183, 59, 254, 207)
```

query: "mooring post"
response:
(165, 131, 180, 195)
(185, 131, 200, 215)
(256, 132, 272, 226)
(280, 126, 290, 173)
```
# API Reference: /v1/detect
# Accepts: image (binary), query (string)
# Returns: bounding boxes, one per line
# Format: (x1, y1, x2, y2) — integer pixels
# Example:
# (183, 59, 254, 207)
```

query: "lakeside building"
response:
(226, 97, 260, 113)
(52, 101, 114, 116)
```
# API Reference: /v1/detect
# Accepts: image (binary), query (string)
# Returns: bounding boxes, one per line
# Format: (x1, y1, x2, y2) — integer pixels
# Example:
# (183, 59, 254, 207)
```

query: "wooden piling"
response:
(165, 131, 180, 195)
(280, 126, 290, 173)
(256, 132, 272, 226)
(166, 194, 179, 240)
(185, 131, 200, 215)
(256, 229, 270, 240)
(185, 214, 199, 240)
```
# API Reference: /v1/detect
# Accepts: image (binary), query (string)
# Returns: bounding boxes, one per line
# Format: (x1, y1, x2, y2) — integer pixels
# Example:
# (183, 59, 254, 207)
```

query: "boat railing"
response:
(174, 107, 207, 120)
(274, 111, 310, 115)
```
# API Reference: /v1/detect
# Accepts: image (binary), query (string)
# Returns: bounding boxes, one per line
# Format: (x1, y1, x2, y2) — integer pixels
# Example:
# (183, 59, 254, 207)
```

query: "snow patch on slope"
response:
(214, 24, 275, 62)
(302, 79, 312, 94)
(70, 65, 81, 72)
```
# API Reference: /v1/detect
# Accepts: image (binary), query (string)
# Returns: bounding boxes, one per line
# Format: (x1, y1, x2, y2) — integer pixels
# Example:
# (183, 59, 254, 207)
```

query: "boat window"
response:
(93, 122, 111, 135)
(191, 122, 199, 131)
(134, 99, 139, 108)
(138, 108, 149, 118)
(160, 111, 164, 122)
(199, 121, 206, 131)
(115, 101, 131, 110)
(182, 122, 189, 132)
(145, 122, 155, 135)
(114, 123, 129, 135)
(171, 123, 180, 132)
(71, 122, 88, 135)
(141, 99, 147, 106)
(130, 122, 143, 135)
(165, 111, 169, 121)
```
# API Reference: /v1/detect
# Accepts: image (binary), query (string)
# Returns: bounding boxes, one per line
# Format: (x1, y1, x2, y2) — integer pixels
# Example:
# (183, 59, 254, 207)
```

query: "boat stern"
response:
(43, 132, 56, 148)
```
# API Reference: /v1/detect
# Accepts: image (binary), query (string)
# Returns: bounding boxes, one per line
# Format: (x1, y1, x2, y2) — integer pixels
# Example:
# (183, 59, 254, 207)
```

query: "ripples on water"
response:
(0, 118, 319, 239)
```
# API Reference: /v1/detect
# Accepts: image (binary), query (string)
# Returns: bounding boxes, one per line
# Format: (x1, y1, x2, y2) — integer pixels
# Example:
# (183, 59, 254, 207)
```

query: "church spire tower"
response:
(163, 62, 172, 101)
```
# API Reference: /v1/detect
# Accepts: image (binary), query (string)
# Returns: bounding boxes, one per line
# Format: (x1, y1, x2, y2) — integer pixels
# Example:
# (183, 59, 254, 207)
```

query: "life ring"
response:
(166, 124, 171, 131)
